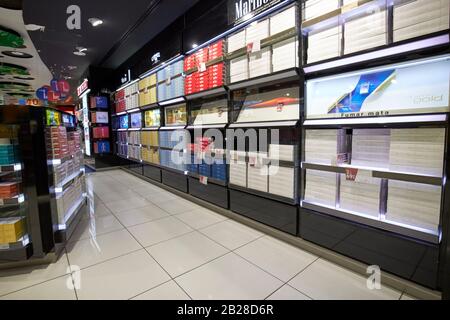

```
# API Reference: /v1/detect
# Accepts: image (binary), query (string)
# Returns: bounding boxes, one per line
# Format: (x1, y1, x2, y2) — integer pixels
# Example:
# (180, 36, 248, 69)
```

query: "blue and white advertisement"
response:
(306, 55, 450, 119)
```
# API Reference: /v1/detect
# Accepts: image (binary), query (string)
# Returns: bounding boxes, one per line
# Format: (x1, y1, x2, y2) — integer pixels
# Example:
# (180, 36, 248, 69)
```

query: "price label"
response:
(249, 156, 257, 166)
(199, 175, 208, 185)
(0, 243, 9, 250)
(345, 168, 359, 181)
(199, 63, 207, 72)
(166, 77, 171, 85)
(252, 39, 261, 53)
(0, 199, 3, 205)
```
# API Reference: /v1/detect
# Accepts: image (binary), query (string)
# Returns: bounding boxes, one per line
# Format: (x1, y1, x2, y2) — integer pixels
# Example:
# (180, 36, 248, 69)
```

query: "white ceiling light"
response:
(73, 47, 87, 56)
(25, 24, 45, 32)
(192, 43, 198, 49)
(88, 18, 103, 27)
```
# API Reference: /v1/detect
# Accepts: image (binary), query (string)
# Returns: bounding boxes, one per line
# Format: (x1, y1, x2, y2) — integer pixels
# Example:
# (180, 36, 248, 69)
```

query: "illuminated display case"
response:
(226, 3, 300, 85)
(301, 0, 450, 65)
(186, 95, 230, 208)
(302, 55, 450, 242)
(299, 54, 450, 290)
(228, 81, 301, 234)
(1, 107, 86, 265)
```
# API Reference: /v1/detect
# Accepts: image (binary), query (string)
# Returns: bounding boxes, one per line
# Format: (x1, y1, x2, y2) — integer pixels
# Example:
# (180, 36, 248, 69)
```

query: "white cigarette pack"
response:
(304, 0, 340, 21)
(230, 56, 249, 83)
(268, 166, 296, 199)
(389, 128, 445, 176)
(305, 130, 340, 165)
(386, 180, 442, 232)
(228, 30, 246, 53)
(344, 10, 387, 55)
(246, 19, 269, 45)
(394, 0, 449, 42)
(307, 26, 341, 63)
(351, 129, 390, 169)
(230, 161, 247, 187)
(270, 6, 297, 35)
(339, 171, 381, 218)
(249, 47, 272, 78)
(304, 169, 337, 207)
(272, 37, 298, 72)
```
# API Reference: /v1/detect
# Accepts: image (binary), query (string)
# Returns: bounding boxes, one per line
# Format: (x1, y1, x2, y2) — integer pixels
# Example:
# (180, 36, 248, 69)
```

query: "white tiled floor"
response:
(0, 170, 418, 300)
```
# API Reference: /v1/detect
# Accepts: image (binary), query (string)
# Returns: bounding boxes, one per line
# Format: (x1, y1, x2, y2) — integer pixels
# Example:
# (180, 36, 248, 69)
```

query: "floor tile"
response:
(176, 253, 283, 300)
(146, 192, 183, 205)
(132, 281, 190, 300)
(82, 202, 112, 221)
(401, 293, 417, 300)
(156, 200, 198, 215)
(199, 220, 263, 250)
(115, 205, 169, 227)
(105, 196, 151, 214)
(147, 232, 228, 277)
(0, 253, 70, 297)
(76, 250, 170, 300)
(0, 276, 76, 300)
(289, 259, 402, 300)
(97, 190, 138, 203)
(266, 285, 311, 300)
(69, 214, 124, 243)
(66, 229, 142, 269)
(128, 216, 193, 247)
(176, 208, 227, 230)
(235, 236, 317, 282)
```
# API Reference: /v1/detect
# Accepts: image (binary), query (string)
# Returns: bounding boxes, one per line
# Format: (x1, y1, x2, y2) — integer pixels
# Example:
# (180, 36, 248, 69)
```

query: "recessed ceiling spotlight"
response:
(2, 51, 33, 59)
(88, 18, 103, 27)
(192, 43, 198, 49)
(25, 24, 45, 32)
(73, 47, 87, 56)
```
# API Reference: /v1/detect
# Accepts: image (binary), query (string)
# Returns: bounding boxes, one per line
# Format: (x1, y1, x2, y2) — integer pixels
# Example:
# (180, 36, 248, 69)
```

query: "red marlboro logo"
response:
(345, 168, 358, 181)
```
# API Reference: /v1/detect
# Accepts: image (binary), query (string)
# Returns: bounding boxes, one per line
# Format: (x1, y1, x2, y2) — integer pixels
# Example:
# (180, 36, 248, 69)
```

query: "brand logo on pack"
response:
(229, 0, 281, 25)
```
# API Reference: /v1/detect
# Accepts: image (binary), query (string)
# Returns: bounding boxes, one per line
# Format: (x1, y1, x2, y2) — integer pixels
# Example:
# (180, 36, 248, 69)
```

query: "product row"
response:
(304, 128, 446, 177)
(303, 0, 449, 64)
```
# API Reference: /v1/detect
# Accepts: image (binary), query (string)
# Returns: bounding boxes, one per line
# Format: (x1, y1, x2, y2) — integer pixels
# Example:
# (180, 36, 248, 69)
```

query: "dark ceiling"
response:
(22, 0, 199, 92)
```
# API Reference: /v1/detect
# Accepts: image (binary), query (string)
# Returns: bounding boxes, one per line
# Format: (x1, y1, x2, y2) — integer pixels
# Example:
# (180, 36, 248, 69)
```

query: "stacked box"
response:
(394, 0, 449, 42)
(157, 59, 185, 102)
(56, 176, 84, 224)
(247, 152, 269, 193)
(94, 141, 110, 154)
(0, 182, 21, 198)
(0, 217, 26, 244)
(249, 47, 272, 78)
(46, 127, 69, 160)
(344, 9, 387, 55)
(304, 169, 337, 207)
(304, 0, 340, 20)
(307, 26, 341, 64)
(387, 180, 442, 232)
(184, 40, 225, 95)
(351, 129, 390, 169)
(230, 55, 248, 83)
(92, 127, 110, 139)
(0, 144, 20, 165)
(339, 171, 381, 218)
(268, 166, 296, 199)
(389, 128, 445, 176)
(230, 161, 247, 187)
(269, 144, 298, 163)
(270, 5, 296, 34)
(273, 37, 298, 72)
(305, 129, 342, 165)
